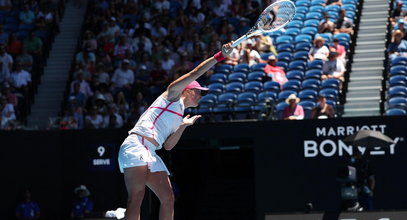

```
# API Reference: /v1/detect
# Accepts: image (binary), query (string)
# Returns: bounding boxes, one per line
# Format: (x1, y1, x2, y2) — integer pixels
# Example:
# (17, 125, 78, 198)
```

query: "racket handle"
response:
(231, 35, 248, 48)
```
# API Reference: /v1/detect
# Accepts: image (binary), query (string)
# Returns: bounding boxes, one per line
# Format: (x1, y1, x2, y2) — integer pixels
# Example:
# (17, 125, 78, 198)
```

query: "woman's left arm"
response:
(163, 115, 201, 150)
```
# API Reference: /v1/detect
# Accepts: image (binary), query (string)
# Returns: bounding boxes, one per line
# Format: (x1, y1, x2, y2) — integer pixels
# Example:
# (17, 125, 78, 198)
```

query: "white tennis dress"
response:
(118, 95, 185, 174)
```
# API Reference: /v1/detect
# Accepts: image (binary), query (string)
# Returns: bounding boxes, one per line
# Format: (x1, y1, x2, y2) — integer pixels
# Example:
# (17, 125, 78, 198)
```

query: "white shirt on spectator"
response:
(189, 12, 205, 25)
(161, 58, 175, 74)
(112, 68, 134, 88)
(1, 103, 14, 117)
(240, 49, 261, 66)
(97, 72, 110, 85)
(103, 113, 124, 128)
(150, 26, 168, 38)
(10, 69, 31, 88)
(309, 46, 330, 60)
(86, 114, 103, 129)
(322, 59, 345, 77)
(213, 2, 228, 17)
(1, 103, 15, 128)
(154, 0, 170, 12)
(132, 36, 153, 54)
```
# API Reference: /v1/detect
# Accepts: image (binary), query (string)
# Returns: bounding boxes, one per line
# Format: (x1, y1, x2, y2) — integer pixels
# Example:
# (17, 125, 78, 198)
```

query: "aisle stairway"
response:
(26, 1, 87, 129)
(343, 0, 389, 117)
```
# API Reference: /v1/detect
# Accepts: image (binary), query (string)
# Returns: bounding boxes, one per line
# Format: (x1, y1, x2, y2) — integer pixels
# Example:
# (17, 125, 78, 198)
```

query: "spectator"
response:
(0, 25, 9, 45)
(318, 12, 335, 34)
(161, 48, 175, 75)
(322, 49, 345, 89)
(71, 185, 94, 219)
(15, 189, 40, 220)
(309, 37, 329, 61)
(0, 44, 13, 86)
(390, 1, 404, 27)
(213, 0, 229, 17)
(19, 4, 36, 24)
(85, 106, 104, 129)
(113, 34, 133, 61)
(60, 106, 79, 130)
(131, 29, 153, 55)
(16, 47, 33, 72)
(82, 30, 97, 52)
(70, 70, 94, 98)
(334, 9, 353, 35)
(255, 34, 277, 54)
(75, 47, 96, 66)
(23, 31, 43, 56)
(240, 39, 261, 66)
(9, 63, 32, 93)
(6, 33, 23, 58)
(264, 55, 288, 86)
(311, 95, 335, 119)
(283, 94, 304, 120)
(0, 96, 16, 129)
(387, 30, 407, 61)
(91, 63, 110, 88)
(111, 59, 134, 97)
(105, 17, 121, 39)
(37, 6, 54, 25)
(393, 19, 407, 39)
(69, 82, 86, 108)
(103, 104, 123, 128)
(115, 91, 130, 122)
(0, 0, 12, 11)
(2, 85, 18, 109)
(329, 38, 347, 65)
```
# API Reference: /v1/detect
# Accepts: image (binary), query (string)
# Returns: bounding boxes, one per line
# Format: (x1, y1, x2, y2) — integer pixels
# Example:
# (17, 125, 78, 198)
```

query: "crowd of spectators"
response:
(0, 0, 63, 130)
(57, 0, 358, 129)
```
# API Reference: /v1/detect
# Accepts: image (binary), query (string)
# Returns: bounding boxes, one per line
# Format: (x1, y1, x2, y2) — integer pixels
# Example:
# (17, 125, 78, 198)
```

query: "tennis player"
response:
(118, 42, 233, 220)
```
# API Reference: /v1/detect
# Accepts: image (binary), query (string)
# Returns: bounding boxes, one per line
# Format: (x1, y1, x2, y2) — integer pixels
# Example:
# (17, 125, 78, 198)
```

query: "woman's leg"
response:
(146, 171, 175, 220)
(123, 166, 149, 220)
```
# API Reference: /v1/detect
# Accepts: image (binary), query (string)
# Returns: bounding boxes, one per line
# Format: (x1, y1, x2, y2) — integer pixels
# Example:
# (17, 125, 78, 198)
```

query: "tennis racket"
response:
(231, 0, 296, 48)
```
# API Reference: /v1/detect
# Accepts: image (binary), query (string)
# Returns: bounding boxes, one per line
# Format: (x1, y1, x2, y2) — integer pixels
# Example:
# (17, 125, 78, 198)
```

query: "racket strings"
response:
(257, 1, 295, 32)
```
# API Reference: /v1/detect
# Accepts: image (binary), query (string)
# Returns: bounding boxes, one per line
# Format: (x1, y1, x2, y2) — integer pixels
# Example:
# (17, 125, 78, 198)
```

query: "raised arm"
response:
(163, 42, 233, 102)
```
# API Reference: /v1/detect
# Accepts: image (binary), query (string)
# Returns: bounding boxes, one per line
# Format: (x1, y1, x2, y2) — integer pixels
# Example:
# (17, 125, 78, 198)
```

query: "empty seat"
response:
(208, 83, 225, 95)
(301, 27, 318, 36)
(277, 52, 293, 63)
(225, 82, 244, 93)
(305, 69, 323, 79)
(307, 60, 324, 70)
(282, 80, 302, 92)
(233, 63, 250, 73)
(295, 34, 313, 44)
(390, 65, 407, 77)
(250, 63, 267, 72)
(247, 71, 266, 82)
(286, 70, 304, 81)
(299, 100, 316, 119)
(388, 86, 407, 98)
(263, 81, 281, 93)
(244, 81, 263, 93)
(322, 78, 340, 89)
(302, 79, 321, 90)
(288, 60, 307, 71)
(209, 73, 227, 84)
(388, 97, 407, 110)
(228, 72, 247, 83)
(286, 20, 304, 29)
(295, 42, 312, 52)
(385, 108, 407, 116)
(299, 89, 318, 102)
(214, 64, 233, 74)
(293, 51, 309, 61)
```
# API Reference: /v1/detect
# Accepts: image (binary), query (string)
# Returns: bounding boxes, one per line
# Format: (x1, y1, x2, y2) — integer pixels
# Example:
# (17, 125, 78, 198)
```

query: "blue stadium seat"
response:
(288, 60, 307, 71)
(296, 0, 310, 7)
(385, 108, 407, 116)
(285, 28, 301, 37)
(225, 82, 244, 93)
(333, 33, 351, 42)
(286, 20, 304, 29)
(390, 65, 407, 77)
(278, 90, 297, 102)
(247, 71, 266, 82)
(277, 43, 294, 53)
(391, 56, 407, 66)
(295, 34, 313, 44)
(299, 89, 318, 102)
(322, 78, 340, 89)
(251, 63, 267, 72)
(307, 60, 324, 70)
(244, 81, 263, 93)
(295, 42, 312, 52)
(286, 70, 305, 81)
(311, 0, 325, 6)
(309, 5, 324, 13)
(228, 72, 247, 83)
(208, 83, 225, 95)
(389, 75, 407, 87)
(342, 4, 357, 12)
(296, 6, 309, 15)
(293, 51, 309, 61)
(233, 92, 257, 115)
(282, 80, 302, 92)
(301, 27, 318, 37)
(346, 11, 356, 20)
(263, 81, 281, 93)
(303, 19, 320, 28)
(342, 0, 357, 5)
(319, 88, 339, 101)
(302, 79, 321, 90)
(260, 52, 273, 61)
(257, 91, 278, 104)
(306, 12, 323, 20)
(275, 35, 294, 45)
(198, 93, 217, 114)
(212, 93, 237, 116)
(277, 52, 293, 63)
(316, 33, 333, 44)
(276, 61, 289, 71)
(214, 64, 233, 74)
(209, 73, 227, 84)
(293, 13, 305, 21)
(233, 63, 250, 73)
(388, 97, 407, 110)
(305, 69, 323, 79)
(325, 5, 341, 13)
(299, 100, 316, 118)
(388, 86, 407, 98)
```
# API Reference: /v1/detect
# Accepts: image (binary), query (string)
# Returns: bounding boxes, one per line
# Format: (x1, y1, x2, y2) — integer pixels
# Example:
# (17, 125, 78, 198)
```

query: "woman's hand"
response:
(221, 42, 233, 57)
(181, 114, 202, 126)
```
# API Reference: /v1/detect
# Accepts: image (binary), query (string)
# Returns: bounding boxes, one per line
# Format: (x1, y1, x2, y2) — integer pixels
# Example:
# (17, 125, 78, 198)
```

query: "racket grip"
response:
(231, 35, 248, 48)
